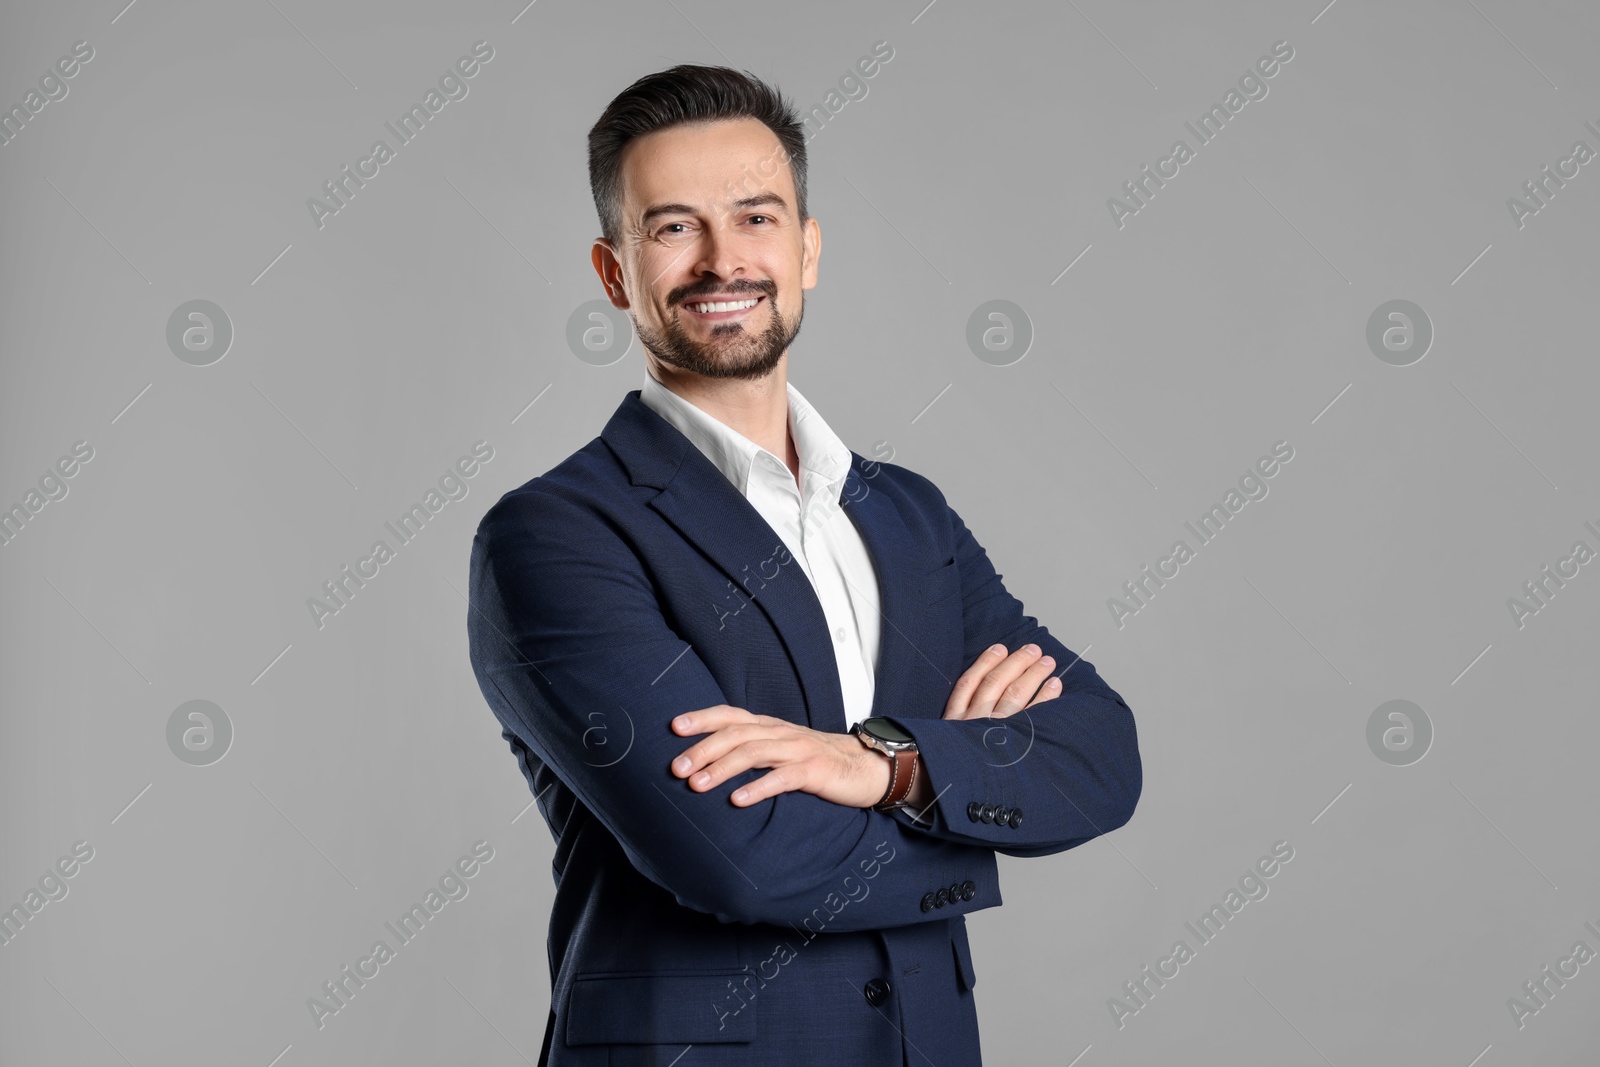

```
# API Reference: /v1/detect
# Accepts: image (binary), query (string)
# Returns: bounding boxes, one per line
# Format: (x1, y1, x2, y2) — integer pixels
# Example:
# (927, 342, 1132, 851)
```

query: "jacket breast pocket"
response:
(920, 555, 961, 606)
(565, 970, 756, 1046)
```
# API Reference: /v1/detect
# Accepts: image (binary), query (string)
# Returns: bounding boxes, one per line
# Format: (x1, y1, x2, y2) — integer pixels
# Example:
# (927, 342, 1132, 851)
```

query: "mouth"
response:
(681, 294, 766, 321)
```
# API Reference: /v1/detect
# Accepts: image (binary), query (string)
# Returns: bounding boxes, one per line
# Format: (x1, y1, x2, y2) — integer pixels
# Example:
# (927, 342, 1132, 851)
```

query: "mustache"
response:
(671, 280, 775, 304)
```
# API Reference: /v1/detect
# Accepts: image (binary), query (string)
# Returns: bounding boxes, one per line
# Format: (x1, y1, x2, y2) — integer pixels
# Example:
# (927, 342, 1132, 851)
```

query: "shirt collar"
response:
(639, 371, 851, 501)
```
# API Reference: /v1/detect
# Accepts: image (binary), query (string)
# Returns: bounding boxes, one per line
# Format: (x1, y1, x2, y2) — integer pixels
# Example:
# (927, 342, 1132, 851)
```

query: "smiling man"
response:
(466, 65, 1142, 1066)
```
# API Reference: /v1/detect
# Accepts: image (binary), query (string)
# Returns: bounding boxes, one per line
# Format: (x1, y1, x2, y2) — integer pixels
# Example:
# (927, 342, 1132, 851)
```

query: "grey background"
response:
(2, 0, 1597, 1063)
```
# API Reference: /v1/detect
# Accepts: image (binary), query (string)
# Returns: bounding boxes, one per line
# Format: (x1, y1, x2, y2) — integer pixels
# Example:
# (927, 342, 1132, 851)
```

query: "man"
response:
(466, 64, 1142, 1066)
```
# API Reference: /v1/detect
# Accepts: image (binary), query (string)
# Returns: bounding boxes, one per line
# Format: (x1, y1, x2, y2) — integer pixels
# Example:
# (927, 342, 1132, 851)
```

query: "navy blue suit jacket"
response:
(466, 389, 1142, 1066)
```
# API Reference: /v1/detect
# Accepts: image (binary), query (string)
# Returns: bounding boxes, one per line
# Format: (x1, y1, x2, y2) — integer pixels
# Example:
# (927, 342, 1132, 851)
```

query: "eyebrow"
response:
(638, 192, 790, 227)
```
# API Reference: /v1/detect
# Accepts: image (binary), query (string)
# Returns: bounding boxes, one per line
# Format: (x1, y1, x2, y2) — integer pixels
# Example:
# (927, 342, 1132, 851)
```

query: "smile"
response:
(683, 295, 764, 319)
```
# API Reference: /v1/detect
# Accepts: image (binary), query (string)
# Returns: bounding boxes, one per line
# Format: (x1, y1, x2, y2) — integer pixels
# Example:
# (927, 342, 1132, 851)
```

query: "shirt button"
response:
(835, 626, 846, 643)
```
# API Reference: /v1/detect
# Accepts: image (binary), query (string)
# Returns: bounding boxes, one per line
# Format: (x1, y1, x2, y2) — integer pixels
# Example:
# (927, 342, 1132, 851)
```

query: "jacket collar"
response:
(600, 389, 927, 732)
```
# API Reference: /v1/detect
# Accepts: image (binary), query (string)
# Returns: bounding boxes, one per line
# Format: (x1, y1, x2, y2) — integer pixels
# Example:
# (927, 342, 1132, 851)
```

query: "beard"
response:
(635, 282, 804, 381)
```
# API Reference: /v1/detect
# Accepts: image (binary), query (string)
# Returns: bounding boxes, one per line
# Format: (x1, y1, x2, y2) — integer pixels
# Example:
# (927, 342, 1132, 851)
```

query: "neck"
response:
(646, 357, 794, 474)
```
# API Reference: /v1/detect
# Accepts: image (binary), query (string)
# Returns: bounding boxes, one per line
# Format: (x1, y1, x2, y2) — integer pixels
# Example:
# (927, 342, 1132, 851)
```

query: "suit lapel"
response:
(601, 391, 927, 734)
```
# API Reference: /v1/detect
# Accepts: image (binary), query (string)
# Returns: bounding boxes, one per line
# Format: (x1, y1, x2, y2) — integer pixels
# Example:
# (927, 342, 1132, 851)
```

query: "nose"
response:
(689, 218, 749, 283)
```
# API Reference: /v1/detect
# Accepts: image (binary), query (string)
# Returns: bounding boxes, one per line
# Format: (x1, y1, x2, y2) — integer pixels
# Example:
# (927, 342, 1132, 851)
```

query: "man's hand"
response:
(669, 643, 1062, 808)
(670, 707, 891, 809)
(942, 643, 1062, 720)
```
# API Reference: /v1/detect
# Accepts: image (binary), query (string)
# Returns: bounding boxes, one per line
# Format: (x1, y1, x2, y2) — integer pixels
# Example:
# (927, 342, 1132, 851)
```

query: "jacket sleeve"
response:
(880, 490, 1143, 857)
(466, 486, 1001, 931)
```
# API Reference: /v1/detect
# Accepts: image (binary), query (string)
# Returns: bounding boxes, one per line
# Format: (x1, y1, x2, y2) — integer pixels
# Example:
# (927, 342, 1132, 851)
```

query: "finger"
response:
(990, 652, 1057, 717)
(1022, 675, 1063, 711)
(683, 735, 796, 793)
(671, 721, 772, 780)
(671, 705, 756, 737)
(969, 646, 1048, 717)
(729, 766, 805, 806)
(943, 644, 1010, 720)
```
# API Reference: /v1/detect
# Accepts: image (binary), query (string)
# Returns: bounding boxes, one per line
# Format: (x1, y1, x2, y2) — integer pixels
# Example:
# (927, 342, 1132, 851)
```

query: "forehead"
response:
(618, 116, 796, 212)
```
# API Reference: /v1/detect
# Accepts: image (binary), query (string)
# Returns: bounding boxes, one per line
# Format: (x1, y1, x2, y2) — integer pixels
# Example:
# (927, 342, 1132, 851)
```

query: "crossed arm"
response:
(466, 484, 1141, 929)
(666, 640, 1068, 816)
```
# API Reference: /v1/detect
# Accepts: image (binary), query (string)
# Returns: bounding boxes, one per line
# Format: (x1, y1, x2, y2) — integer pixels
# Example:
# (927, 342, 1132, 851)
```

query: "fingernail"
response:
(692, 772, 710, 786)
(673, 756, 690, 774)
(988, 644, 1006, 656)
(675, 716, 690, 731)
(1046, 678, 1060, 688)
(1024, 644, 1040, 655)
(732, 789, 748, 803)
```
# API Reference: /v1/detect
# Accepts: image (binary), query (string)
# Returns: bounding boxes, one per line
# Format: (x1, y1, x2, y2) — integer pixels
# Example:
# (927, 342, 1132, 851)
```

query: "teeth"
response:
(689, 298, 759, 314)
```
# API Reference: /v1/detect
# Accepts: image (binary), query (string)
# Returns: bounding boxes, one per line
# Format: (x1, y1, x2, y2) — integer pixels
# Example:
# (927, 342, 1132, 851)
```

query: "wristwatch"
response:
(850, 717, 920, 811)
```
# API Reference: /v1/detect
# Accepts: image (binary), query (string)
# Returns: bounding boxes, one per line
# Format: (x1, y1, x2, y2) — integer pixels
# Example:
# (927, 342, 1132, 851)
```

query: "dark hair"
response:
(587, 64, 808, 247)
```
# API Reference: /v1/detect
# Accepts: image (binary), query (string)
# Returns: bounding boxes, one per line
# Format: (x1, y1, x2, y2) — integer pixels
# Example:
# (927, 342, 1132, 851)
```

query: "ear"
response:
(800, 216, 822, 292)
(592, 239, 631, 309)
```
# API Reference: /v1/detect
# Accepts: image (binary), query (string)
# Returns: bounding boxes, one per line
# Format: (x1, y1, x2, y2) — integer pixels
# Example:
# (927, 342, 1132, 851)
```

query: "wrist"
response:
(864, 745, 895, 809)
(850, 718, 921, 811)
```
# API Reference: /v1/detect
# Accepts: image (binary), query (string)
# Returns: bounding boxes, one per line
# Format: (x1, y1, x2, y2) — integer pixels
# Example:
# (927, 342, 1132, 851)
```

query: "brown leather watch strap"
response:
(872, 748, 920, 811)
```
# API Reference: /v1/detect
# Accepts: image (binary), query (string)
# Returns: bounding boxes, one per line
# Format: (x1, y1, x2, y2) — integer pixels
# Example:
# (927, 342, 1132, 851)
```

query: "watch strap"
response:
(873, 748, 920, 811)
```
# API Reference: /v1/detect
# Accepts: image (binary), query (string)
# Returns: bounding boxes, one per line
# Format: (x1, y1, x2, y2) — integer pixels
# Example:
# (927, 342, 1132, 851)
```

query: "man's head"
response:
(587, 65, 821, 382)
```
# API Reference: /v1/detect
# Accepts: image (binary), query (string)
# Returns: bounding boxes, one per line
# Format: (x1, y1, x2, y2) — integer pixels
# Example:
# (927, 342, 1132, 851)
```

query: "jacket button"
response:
(935, 887, 950, 907)
(1007, 807, 1024, 828)
(961, 880, 976, 901)
(967, 801, 982, 822)
(979, 804, 995, 824)
(863, 978, 891, 1007)
(920, 892, 936, 912)
(993, 805, 1011, 825)
(949, 881, 963, 903)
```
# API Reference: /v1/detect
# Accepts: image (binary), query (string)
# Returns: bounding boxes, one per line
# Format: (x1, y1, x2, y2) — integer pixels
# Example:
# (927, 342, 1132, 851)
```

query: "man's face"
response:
(593, 117, 820, 381)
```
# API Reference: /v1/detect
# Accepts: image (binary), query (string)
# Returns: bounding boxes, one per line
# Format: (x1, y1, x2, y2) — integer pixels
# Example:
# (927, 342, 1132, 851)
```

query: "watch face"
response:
(864, 718, 914, 745)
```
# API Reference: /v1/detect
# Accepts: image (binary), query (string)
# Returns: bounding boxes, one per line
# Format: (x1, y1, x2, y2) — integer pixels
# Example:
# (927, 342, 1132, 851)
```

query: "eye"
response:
(747, 215, 771, 225)
(661, 223, 689, 235)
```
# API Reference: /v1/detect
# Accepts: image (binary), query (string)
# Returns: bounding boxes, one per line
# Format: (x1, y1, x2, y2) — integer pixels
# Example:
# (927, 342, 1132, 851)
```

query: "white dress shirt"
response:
(639, 371, 881, 728)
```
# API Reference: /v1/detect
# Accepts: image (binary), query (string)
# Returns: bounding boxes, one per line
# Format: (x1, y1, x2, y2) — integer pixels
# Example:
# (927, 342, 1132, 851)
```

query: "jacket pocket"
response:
(565, 970, 757, 1046)
(920, 555, 962, 605)
(950, 927, 978, 993)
